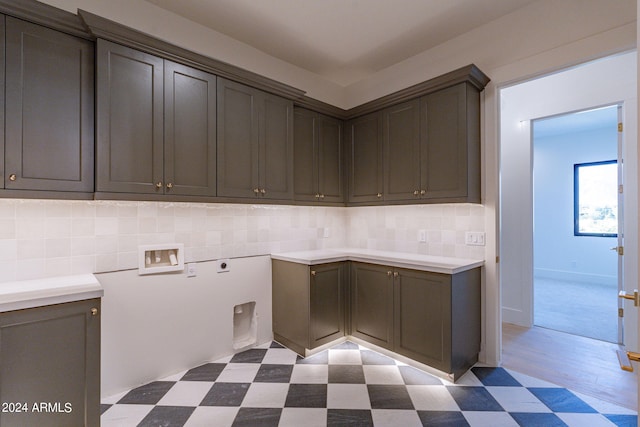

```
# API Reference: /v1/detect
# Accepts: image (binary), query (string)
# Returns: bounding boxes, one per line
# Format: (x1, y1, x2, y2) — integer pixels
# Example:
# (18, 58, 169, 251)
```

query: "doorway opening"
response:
(532, 105, 622, 343)
(498, 51, 637, 408)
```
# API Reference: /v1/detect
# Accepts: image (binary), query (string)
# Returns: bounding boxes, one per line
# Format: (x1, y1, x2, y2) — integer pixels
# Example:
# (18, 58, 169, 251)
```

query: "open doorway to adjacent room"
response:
(532, 105, 622, 343)
(498, 50, 637, 409)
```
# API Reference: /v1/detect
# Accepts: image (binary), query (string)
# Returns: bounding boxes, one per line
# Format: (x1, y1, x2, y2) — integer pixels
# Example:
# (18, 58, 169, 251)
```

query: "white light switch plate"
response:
(465, 231, 486, 246)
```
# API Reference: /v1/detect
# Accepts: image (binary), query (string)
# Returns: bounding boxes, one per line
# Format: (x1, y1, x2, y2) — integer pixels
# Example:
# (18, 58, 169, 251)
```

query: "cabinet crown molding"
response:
(0, 0, 90, 39)
(78, 10, 306, 101)
(344, 64, 490, 120)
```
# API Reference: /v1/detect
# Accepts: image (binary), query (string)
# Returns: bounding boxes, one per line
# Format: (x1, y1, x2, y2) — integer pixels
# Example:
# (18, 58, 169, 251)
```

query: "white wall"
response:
(98, 255, 273, 397)
(534, 127, 618, 285)
(500, 52, 637, 353)
(37, 0, 635, 109)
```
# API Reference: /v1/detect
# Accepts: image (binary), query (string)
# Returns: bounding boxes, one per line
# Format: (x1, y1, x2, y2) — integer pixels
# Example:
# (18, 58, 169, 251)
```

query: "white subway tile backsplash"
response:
(18, 239, 45, 259)
(0, 200, 484, 282)
(0, 219, 15, 239)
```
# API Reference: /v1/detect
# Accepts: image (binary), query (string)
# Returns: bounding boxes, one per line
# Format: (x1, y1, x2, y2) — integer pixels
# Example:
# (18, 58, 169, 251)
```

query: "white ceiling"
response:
(144, 0, 537, 86)
(533, 105, 619, 139)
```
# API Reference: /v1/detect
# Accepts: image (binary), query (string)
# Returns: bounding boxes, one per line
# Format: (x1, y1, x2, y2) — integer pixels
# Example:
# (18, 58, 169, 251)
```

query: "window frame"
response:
(573, 159, 618, 237)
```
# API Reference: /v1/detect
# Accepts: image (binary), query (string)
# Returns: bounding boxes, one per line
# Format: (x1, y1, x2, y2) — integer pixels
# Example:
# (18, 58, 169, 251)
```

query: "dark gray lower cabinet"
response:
(272, 260, 346, 355)
(0, 298, 101, 427)
(350, 262, 394, 349)
(273, 259, 480, 379)
(394, 267, 480, 378)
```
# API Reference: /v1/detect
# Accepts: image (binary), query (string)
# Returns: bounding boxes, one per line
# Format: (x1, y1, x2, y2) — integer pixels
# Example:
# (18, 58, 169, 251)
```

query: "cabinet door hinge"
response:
(618, 122, 623, 132)
(619, 307, 624, 318)
(619, 184, 623, 194)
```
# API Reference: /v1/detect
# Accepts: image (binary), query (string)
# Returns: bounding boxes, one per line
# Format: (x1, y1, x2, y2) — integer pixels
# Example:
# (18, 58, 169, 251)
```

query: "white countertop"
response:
(0, 274, 104, 313)
(271, 249, 484, 274)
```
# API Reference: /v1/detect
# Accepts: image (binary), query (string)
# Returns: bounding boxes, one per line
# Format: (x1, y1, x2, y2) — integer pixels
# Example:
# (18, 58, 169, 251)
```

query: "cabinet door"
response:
(5, 17, 94, 192)
(96, 40, 163, 194)
(261, 93, 293, 200)
(217, 77, 259, 198)
(293, 108, 318, 202)
(310, 262, 346, 348)
(383, 100, 420, 202)
(394, 269, 451, 371)
(318, 115, 343, 202)
(421, 83, 475, 200)
(348, 112, 384, 203)
(350, 262, 394, 349)
(164, 61, 216, 196)
(0, 299, 100, 427)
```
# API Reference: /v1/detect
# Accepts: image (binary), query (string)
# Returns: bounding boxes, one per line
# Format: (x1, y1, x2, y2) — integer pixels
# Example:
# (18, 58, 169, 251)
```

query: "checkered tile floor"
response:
(101, 341, 637, 426)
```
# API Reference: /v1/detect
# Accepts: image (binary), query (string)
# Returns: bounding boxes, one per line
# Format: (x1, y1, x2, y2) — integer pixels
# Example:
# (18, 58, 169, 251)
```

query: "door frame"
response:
(497, 51, 638, 351)
(529, 104, 624, 343)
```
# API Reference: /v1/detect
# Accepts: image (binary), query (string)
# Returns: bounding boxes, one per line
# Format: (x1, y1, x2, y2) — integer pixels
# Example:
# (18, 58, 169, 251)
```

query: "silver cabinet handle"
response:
(8, 174, 16, 182)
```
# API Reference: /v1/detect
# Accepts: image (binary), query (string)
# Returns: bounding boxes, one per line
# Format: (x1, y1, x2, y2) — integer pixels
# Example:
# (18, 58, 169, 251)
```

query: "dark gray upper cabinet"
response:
(4, 16, 94, 193)
(352, 82, 482, 205)
(217, 77, 293, 200)
(293, 107, 343, 203)
(96, 40, 216, 197)
(347, 111, 384, 204)
(420, 82, 480, 202)
(96, 40, 163, 194)
(164, 61, 217, 196)
(383, 99, 421, 201)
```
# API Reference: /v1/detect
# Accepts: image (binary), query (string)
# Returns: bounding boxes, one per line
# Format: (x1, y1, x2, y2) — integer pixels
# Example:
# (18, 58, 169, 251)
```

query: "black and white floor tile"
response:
(101, 341, 637, 426)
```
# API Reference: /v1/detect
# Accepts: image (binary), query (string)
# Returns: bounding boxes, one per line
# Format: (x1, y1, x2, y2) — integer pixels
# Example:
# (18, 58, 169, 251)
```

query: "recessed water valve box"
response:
(138, 243, 184, 275)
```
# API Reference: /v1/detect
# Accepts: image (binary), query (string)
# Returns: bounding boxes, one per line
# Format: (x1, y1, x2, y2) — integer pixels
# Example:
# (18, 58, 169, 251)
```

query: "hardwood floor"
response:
(502, 323, 638, 411)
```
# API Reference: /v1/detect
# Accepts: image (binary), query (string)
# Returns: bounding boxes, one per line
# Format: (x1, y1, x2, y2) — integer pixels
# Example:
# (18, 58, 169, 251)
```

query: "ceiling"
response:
(533, 105, 619, 139)
(144, 0, 537, 86)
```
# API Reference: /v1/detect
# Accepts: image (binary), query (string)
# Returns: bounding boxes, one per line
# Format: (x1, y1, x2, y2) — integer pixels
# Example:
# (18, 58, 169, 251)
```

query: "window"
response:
(574, 160, 618, 237)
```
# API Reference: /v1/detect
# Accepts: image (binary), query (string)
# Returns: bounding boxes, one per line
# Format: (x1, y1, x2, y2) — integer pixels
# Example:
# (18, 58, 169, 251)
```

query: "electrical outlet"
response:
(465, 231, 486, 246)
(323, 227, 330, 238)
(217, 259, 230, 273)
(418, 230, 427, 243)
